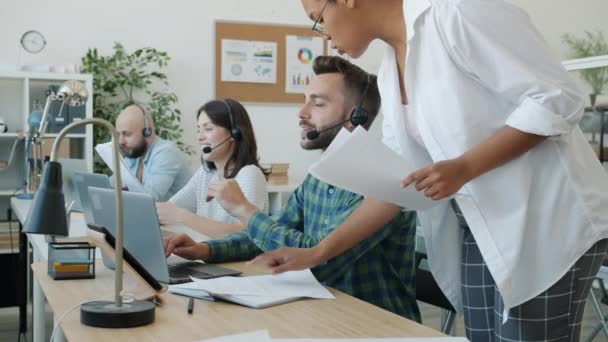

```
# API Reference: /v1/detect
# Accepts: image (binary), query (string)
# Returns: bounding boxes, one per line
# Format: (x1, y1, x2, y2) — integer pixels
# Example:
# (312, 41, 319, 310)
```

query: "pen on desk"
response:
(187, 297, 194, 314)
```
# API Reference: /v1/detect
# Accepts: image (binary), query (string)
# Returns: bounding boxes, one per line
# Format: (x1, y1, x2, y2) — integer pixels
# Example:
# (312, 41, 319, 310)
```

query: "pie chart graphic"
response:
(298, 48, 314, 64)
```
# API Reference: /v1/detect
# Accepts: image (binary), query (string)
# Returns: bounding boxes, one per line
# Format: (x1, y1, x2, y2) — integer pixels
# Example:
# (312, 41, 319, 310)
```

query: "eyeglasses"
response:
(312, 0, 329, 37)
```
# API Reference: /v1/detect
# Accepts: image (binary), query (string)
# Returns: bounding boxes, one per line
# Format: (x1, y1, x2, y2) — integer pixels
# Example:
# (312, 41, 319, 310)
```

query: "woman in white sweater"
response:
(156, 99, 269, 238)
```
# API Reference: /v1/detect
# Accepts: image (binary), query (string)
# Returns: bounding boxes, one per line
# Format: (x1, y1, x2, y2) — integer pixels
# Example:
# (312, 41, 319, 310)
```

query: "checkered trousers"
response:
(453, 200, 608, 342)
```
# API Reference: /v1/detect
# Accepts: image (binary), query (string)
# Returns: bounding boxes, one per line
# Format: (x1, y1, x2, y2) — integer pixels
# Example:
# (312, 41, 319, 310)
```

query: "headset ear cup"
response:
(231, 128, 242, 141)
(142, 127, 152, 138)
(350, 107, 369, 127)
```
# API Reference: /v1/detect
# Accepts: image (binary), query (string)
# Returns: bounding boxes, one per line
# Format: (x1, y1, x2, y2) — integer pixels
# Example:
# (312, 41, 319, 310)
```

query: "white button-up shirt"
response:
(379, 0, 608, 316)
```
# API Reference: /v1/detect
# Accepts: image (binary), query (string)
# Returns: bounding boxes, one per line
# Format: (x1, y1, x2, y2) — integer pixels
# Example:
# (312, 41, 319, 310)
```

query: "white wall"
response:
(511, 0, 608, 57)
(1, 0, 606, 181)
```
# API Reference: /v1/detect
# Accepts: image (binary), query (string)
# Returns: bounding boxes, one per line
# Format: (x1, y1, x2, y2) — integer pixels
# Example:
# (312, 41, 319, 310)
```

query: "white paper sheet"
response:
(221, 39, 277, 84)
(309, 127, 439, 210)
(198, 330, 271, 342)
(94, 142, 145, 193)
(272, 338, 468, 342)
(191, 269, 334, 299)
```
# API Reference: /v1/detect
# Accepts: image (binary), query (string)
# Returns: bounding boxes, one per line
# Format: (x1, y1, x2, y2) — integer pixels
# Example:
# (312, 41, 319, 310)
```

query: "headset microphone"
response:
(202, 136, 232, 154)
(306, 118, 352, 140)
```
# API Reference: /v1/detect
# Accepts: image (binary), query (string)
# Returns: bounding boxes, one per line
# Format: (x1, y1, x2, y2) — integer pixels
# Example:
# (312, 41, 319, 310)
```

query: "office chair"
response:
(586, 259, 608, 342)
(416, 251, 457, 334)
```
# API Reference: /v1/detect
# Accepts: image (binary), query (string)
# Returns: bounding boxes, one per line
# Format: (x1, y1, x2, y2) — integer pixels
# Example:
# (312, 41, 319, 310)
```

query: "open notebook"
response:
(199, 330, 470, 342)
(168, 282, 305, 308)
(172, 269, 334, 309)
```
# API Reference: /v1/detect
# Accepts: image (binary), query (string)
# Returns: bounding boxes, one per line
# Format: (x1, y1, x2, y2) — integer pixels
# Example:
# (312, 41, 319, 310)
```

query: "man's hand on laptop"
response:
(206, 179, 257, 224)
(163, 234, 209, 260)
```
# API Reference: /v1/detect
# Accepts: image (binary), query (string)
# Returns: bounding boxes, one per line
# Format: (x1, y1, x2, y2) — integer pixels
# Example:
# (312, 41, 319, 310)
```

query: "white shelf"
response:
(0, 190, 23, 196)
(0, 133, 86, 138)
(0, 70, 94, 206)
(267, 182, 299, 193)
(563, 55, 608, 72)
(0, 70, 91, 82)
(44, 133, 87, 138)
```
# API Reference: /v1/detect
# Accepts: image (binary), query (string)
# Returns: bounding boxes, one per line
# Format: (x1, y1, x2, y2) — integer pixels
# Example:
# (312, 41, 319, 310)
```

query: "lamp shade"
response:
(23, 161, 68, 236)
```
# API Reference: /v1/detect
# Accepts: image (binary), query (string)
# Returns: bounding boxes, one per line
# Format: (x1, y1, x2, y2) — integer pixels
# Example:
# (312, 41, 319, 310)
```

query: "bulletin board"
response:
(215, 21, 328, 104)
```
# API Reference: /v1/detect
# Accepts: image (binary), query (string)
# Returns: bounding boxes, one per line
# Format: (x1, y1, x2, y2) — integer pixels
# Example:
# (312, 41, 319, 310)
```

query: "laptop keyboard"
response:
(168, 262, 213, 280)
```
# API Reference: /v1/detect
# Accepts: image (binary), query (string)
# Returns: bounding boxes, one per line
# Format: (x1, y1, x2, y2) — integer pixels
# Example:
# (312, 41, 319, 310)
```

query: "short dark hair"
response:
(312, 56, 381, 129)
(197, 99, 270, 179)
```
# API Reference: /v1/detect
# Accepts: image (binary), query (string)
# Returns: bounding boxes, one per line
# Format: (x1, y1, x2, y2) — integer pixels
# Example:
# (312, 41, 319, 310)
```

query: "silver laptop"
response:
(58, 158, 89, 212)
(72, 172, 112, 231)
(87, 187, 241, 284)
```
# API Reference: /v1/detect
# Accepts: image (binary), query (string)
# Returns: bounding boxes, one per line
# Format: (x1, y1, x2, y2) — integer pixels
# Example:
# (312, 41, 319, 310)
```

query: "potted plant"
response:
(562, 31, 608, 109)
(81, 42, 192, 173)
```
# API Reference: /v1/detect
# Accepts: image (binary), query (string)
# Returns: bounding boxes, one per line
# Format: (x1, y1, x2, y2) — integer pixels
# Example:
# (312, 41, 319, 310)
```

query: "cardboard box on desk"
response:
(268, 163, 289, 185)
(41, 137, 70, 160)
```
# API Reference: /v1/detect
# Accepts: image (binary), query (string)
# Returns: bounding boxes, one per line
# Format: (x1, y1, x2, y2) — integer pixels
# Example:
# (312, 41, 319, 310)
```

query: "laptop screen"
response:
(88, 187, 171, 283)
(72, 172, 111, 228)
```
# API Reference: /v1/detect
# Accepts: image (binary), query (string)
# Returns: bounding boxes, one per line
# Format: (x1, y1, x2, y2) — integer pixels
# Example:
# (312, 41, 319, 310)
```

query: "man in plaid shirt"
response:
(164, 56, 420, 321)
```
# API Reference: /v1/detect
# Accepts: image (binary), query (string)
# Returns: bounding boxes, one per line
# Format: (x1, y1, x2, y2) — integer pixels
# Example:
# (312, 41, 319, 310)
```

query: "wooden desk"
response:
(32, 260, 444, 341)
(12, 197, 96, 342)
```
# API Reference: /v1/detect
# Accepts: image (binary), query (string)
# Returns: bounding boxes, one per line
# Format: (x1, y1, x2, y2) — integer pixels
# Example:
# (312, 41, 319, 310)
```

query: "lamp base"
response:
(80, 300, 155, 328)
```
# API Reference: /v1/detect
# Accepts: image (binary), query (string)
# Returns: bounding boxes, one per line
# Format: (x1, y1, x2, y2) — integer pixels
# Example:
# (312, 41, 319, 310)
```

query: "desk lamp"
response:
(22, 80, 155, 328)
(17, 80, 86, 199)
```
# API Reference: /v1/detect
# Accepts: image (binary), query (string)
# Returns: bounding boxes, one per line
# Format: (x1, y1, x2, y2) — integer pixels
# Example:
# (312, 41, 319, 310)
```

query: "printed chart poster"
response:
(285, 35, 324, 94)
(221, 39, 277, 84)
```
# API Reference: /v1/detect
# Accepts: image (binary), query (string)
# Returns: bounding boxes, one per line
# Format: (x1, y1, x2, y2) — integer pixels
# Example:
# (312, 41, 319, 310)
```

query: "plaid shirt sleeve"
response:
(205, 181, 308, 263)
(249, 199, 407, 285)
(245, 182, 321, 249)
(245, 183, 405, 284)
(244, 181, 320, 249)
(205, 230, 262, 263)
(313, 210, 415, 283)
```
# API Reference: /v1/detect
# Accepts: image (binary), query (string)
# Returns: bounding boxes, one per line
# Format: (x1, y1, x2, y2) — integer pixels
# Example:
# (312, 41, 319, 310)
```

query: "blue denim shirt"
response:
(123, 137, 191, 201)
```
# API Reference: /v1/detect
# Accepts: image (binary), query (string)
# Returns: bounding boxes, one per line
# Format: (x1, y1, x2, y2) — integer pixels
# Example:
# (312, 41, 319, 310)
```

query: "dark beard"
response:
(123, 139, 147, 158)
(300, 124, 342, 151)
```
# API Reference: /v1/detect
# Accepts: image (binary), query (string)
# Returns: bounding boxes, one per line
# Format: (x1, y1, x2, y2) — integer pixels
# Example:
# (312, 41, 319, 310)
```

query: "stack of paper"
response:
(190, 269, 334, 309)
(309, 127, 438, 210)
(197, 330, 470, 342)
(95, 142, 145, 193)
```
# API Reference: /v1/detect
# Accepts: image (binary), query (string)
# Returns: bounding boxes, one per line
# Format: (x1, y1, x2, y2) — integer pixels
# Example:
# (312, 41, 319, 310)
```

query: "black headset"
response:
(222, 99, 242, 141)
(134, 103, 152, 138)
(350, 74, 371, 127)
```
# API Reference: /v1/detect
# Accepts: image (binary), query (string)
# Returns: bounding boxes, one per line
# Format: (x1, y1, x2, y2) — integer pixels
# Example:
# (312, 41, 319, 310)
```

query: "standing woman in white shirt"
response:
(156, 99, 269, 238)
(252, 1, 608, 340)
